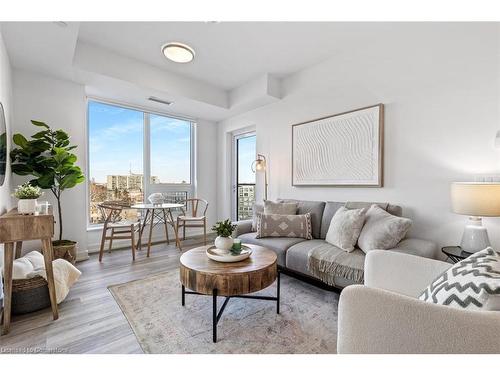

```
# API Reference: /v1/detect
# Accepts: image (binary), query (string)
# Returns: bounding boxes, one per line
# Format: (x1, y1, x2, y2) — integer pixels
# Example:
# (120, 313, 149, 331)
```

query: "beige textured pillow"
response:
(357, 204, 412, 253)
(325, 207, 366, 252)
(263, 200, 298, 215)
(256, 213, 312, 239)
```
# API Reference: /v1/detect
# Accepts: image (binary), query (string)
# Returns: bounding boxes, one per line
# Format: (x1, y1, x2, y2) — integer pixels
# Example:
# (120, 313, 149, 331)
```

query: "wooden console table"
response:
(0, 208, 59, 335)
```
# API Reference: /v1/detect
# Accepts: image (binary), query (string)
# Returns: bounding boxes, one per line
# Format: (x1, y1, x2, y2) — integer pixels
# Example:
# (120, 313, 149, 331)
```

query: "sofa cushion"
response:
(285, 240, 361, 288)
(419, 247, 500, 311)
(346, 201, 402, 217)
(278, 199, 325, 239)
(357, 205, 412, 253)
(320, 202, 344, 239)
(325, 207, 366, 252)
(286, 240, 325, 276)
(238, 232, 306, 266)
(256, 213, 312, 240)
(263, 200, 298, 215)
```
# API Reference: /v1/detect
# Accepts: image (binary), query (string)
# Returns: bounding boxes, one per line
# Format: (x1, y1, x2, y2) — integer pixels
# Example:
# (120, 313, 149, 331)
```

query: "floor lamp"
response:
(252, 154, 268, 201)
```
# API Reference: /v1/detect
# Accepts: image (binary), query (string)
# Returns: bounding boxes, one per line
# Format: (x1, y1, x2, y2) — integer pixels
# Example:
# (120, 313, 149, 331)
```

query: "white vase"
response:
(214, 236, 234, 253)
(18, 198, 38, 214)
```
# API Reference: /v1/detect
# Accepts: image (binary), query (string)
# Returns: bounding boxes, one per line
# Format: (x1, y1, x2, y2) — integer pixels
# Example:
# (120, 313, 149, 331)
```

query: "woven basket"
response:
(11, 276, 50, 315)
(53, 241, 77, 265)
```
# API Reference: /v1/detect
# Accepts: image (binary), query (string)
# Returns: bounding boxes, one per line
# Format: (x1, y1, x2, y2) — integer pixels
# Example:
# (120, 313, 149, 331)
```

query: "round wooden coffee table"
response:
(180, 244, 279, 343)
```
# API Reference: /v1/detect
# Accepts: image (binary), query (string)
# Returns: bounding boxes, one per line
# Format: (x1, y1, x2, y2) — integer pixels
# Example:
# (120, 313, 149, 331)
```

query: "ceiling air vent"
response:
(148, 96, 173, 106)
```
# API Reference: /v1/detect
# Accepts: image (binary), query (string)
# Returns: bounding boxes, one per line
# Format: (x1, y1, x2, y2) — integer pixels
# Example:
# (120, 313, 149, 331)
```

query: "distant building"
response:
(238, 185, 255, 220)
(107, 173, 144, 191)
(90, 171, 172, 224)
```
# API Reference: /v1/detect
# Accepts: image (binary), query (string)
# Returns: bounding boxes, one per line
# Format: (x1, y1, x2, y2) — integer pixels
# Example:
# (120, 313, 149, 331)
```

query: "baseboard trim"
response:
(86, 232, 216, 255)
(76, 249, 90, 262)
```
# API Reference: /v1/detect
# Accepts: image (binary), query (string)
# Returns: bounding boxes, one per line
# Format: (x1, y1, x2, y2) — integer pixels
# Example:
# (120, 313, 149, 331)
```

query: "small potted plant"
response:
(212, 219, 237, 253)
(13, 182, 43, 214)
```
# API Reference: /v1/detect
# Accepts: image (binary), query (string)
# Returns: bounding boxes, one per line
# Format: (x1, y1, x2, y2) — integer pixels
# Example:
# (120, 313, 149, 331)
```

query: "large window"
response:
(150, 114, 192, 184)
(88, 100, 193, 224)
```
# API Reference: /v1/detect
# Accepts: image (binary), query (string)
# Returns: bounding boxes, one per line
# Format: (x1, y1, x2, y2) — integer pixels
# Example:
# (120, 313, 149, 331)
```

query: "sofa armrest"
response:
(390, 237, 439, 259)
(234, 219, 254, 237)
(338, 285, 500, 353)
(365, 250, 451, 297)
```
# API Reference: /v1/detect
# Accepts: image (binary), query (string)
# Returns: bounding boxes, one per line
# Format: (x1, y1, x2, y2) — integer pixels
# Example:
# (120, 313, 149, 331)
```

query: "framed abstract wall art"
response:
(292, 104, 384, 187)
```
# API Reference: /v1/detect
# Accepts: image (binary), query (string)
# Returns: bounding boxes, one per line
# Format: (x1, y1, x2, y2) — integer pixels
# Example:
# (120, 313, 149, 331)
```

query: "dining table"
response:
(131, 203, 185, 255)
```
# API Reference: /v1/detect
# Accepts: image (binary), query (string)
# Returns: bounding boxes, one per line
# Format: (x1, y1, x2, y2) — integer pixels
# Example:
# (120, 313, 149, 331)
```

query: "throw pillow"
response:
(357, 204, 412, 253)
(325, 207, 366, 252)
(256, 213, 312, 239)
(251, 203, 264, 231)
(419, 247, 500, 311)
(263, 200, 298, 215)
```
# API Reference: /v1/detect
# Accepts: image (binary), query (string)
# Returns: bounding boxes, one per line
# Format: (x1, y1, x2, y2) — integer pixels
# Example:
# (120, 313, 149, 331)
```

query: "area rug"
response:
(108, 271, 339, 353)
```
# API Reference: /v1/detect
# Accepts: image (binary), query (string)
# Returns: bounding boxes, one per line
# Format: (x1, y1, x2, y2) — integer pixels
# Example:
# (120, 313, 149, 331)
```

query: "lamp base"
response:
(460, 217, 491, 254)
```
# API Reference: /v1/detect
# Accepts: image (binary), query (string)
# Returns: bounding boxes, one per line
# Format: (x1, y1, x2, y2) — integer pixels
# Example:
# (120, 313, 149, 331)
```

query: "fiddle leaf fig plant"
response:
(10, 120, 85, 242)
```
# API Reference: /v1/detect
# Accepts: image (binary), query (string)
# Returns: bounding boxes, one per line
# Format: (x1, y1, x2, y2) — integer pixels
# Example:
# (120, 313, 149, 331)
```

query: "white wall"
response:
(13, 69, 88, 256)
(12, 69, 218, 257)
(218, 23, 500, 251)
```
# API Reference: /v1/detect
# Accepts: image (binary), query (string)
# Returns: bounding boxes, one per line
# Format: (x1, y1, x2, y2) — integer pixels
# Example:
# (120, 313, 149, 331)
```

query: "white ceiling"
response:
(77, 22, 349, 90)
(0, 22, 425, 121)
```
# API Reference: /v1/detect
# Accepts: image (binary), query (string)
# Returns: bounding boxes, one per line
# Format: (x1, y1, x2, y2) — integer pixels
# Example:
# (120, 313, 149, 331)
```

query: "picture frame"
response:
(291, 104, 384, 187)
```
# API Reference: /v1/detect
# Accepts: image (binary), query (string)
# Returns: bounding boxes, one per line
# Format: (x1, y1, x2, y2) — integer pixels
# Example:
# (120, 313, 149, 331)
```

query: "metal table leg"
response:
(181, 276, 281, 343)
(277, 269, 280, 314)
(213, 289, 218, 343)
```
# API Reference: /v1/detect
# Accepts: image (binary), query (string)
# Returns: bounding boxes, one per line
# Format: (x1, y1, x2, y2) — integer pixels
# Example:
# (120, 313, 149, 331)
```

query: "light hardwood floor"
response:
(0, 236, 212, 354)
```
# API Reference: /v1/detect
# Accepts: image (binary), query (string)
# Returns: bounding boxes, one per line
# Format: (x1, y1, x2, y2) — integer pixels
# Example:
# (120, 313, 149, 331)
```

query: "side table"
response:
(0, 208, 59, 335)
(441, 246, 471, 263)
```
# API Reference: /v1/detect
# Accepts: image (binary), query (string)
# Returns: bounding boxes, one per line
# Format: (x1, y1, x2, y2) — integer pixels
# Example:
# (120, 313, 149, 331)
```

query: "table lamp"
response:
(451, 182, 500, 253)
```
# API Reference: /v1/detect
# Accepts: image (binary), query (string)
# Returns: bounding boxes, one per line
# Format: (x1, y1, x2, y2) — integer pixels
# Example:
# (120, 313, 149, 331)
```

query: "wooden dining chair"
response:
(97, 201, 140, 262)
(176, 198, 209, 247)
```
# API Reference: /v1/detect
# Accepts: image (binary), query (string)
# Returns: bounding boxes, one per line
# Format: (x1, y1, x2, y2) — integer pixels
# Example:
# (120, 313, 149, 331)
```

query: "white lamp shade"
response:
(451, 182, 500, 217)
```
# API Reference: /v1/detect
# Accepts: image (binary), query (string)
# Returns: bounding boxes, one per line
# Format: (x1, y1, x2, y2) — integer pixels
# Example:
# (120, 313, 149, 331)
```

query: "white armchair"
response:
(337, 250, 500, 354)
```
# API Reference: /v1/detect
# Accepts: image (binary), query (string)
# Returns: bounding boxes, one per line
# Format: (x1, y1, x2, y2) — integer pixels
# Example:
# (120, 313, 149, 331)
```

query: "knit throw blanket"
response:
(307, 243, 365, 286)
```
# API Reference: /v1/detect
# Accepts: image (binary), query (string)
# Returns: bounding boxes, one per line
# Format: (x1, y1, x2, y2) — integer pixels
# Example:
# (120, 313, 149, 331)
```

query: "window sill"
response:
(87, 225, 104, 232)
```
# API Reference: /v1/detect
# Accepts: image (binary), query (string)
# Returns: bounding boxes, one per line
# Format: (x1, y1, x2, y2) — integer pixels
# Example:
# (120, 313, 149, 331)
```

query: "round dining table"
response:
(131, 203, 185, 255)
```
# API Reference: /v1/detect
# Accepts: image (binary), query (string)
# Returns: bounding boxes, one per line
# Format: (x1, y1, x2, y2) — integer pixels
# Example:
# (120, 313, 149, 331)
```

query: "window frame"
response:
(147, 112, 194, 187)
(231, 129, 256, 221)
(85, 96, 196, 229)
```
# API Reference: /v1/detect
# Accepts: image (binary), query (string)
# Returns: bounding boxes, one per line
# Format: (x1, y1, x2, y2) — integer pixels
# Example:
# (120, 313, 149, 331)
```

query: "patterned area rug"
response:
(108, 270, 339, 353)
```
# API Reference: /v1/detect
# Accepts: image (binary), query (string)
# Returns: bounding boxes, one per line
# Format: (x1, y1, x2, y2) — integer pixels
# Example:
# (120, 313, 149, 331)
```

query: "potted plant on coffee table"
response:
(10, 120, 85, 264)
(212, 219, 237, 254)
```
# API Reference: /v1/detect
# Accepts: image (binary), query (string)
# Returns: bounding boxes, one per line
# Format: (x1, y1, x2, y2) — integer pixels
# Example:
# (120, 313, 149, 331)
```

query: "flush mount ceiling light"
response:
(161, 42, 195, 63)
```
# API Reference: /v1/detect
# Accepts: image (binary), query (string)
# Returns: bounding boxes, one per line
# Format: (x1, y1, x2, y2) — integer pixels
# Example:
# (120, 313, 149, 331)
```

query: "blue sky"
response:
(238, 135, 256, 184)
(88, 101, 190, 184)
(89, 100, 255, 185)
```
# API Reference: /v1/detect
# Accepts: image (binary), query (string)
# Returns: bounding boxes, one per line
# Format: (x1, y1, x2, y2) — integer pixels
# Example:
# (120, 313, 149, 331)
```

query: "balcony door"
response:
(233, 132, 256, 220)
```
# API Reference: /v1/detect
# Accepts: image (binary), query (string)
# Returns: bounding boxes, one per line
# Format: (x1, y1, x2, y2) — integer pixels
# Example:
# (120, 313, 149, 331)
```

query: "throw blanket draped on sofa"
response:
(308, 243, 365, 286)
